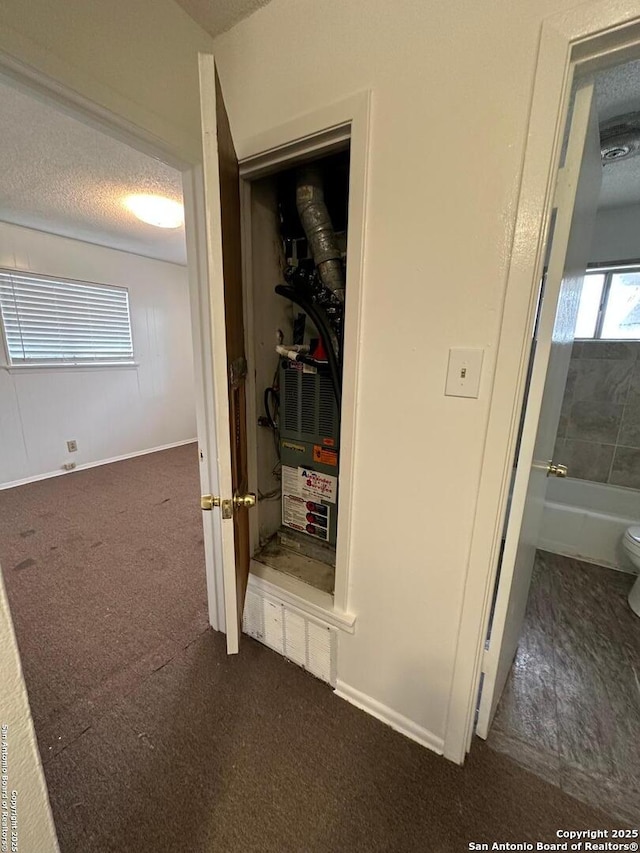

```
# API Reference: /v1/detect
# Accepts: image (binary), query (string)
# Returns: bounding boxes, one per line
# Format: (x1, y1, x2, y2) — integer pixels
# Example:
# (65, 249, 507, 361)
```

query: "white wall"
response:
(0, 0, 601, 774)
(590, 203, 640, 263)
(0, 1, 212, 836)
(212, 0, 583, 746)
(0, 569, 59, 852)
(0, 222, 196, 486)
(0, 0, 214, 164)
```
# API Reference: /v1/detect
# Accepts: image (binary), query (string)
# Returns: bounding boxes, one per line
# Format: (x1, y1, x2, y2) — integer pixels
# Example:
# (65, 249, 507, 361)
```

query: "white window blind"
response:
(0, 270, 134, 365)
(576, 266, 640, 340)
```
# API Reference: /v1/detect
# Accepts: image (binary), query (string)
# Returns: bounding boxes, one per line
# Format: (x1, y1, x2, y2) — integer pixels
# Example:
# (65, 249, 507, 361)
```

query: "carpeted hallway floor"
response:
(0, 443, 209, 755)
(0, 446, 626, 851)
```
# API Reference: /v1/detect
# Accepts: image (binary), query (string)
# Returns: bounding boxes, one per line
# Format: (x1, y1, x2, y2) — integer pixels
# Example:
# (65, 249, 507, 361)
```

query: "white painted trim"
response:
(239, 124, 350, 180)
(332, 91, 370, 614)
(183, 164, 226, 633)
(248, 565, 357, 633)
(240, 178, 260, 560)
(237, 92, 366, 166)
(335, 680, 445, 756)
(198, 53, 239, 653)
(443, 1, 640, 765)
(236, 90, 371, 617)
(477, 80, 601, 740)
(0, 50, 191, 170)
(0, 439, 198, 490)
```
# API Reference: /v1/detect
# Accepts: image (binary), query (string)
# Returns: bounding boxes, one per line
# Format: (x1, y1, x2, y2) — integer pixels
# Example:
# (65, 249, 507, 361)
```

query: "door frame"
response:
(444, 0, 640, 764)
(0, 51, 225, 632)
(235, 91, 371, 618)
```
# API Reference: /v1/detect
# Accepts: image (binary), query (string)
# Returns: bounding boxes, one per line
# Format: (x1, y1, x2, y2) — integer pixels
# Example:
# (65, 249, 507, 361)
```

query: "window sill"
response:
(1, 362, 139, 373)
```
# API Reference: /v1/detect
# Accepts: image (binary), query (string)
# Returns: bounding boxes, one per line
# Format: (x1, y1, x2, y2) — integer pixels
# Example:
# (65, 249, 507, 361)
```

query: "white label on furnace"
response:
(282, 465, 300, 498)
(282, 494, 330, 541)
(281, 465, 337, 504)
(299, 467, 337, 504)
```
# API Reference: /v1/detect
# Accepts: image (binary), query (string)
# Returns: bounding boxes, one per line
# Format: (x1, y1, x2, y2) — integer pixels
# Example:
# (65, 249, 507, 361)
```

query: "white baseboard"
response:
(334, 679, 444, 755)
(0, 438, 198, 490)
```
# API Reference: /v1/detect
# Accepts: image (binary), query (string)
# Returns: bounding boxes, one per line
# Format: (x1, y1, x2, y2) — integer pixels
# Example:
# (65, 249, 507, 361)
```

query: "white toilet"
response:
(622, 526, 640, 617)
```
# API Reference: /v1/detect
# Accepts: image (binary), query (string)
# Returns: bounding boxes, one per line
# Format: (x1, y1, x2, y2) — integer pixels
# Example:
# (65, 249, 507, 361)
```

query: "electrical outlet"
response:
(62, 462, 76, 471)
(67, 440, 78, 453)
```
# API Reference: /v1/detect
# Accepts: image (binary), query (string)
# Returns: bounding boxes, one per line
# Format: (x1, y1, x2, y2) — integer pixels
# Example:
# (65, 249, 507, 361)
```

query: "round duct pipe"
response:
(600, 112, 640, 163)
(295, 166, 345, 303)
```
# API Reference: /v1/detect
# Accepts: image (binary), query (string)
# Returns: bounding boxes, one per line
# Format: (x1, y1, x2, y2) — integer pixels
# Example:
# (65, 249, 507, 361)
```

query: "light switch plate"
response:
(445, 348, 484, 398)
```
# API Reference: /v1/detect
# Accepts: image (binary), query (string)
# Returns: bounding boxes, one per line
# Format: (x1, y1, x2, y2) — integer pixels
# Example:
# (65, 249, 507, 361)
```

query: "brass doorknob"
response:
(200, 495, 221, 511)
(201, 493, 256, 512)
(547, 463, 568, 478)
(234, 492, 256, 509)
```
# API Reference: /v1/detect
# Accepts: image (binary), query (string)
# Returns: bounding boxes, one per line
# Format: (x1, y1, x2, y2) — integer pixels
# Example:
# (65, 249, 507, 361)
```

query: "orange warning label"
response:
(313, 445, 338, 466)
(322, 438, 335, 447)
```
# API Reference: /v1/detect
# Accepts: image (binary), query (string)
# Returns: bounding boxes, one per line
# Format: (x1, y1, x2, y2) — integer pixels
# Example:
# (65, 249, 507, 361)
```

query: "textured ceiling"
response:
(0, 38, 638, 265)
(0, 78, 186, 265)
(595, 60, 640, 209)
(173, 0, 273, 37)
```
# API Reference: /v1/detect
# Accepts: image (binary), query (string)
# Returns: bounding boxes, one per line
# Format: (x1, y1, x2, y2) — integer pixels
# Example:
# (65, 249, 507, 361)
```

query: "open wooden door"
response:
(476, 80, 602, 736)
(198, 54, 253, 654)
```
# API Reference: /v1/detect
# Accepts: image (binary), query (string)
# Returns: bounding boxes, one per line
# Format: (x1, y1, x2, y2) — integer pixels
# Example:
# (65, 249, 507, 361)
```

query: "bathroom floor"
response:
(487, 550, 640, 826)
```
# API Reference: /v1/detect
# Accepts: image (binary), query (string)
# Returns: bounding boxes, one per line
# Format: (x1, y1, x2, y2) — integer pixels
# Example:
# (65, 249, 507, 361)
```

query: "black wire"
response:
(264, 387, 279, 430)
(274, 284, 342, 408)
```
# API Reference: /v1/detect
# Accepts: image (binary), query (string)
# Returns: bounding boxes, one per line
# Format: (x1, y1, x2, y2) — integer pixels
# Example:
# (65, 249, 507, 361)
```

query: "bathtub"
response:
(538, 478, 640, 573)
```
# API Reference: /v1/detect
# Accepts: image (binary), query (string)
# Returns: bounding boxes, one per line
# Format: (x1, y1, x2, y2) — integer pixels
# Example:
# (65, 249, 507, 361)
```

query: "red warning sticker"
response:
(313, 445, 338, 466)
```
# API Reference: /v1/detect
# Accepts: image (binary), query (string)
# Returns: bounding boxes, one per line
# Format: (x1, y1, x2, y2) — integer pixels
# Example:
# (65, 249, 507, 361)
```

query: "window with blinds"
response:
(0, 270, 134, 365)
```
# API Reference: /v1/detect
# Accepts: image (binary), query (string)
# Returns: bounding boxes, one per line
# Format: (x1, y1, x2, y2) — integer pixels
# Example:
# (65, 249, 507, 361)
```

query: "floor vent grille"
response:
(243, 589, 335, 684)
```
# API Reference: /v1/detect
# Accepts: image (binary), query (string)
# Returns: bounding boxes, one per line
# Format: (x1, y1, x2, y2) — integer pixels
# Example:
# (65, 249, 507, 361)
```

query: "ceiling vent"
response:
(600, 112, 640, 164)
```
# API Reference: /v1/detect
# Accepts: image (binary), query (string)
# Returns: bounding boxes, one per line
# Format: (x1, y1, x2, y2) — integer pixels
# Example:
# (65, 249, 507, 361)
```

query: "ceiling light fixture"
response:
(124, 194, 184, 228)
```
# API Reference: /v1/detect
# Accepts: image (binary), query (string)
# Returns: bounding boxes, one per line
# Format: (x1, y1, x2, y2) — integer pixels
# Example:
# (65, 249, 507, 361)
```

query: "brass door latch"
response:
(547, 462, 568, 478)
(200, 493, 256, 518)
(233, 493, 256, 509)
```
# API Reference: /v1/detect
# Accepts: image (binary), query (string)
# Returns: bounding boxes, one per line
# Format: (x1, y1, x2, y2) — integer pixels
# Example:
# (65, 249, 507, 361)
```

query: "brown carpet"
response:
(0, 447, 625, 852)
(0, 444, 209, 755)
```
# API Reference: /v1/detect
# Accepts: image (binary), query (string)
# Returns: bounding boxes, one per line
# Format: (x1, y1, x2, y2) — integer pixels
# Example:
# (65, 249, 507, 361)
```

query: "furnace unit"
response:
(279, 359, 340, 546)
(250, 148, 349, 593)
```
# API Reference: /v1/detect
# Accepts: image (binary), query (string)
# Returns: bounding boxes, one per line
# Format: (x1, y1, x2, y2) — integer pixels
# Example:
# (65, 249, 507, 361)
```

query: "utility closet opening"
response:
(247, 146, 350, 597)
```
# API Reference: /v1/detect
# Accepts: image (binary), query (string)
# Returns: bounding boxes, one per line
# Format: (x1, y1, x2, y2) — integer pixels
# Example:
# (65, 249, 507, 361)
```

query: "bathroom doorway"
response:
(478, 57, 640, 825)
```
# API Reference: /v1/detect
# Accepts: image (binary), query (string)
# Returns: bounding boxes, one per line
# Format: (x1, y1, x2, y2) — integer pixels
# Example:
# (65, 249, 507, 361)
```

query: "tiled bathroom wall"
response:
(555, 341, 640, 488)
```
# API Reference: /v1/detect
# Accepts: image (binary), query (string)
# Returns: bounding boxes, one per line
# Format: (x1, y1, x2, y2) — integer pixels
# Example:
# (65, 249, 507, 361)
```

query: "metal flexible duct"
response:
(600, 111, 640, 163)
(295, 166, 345, 303)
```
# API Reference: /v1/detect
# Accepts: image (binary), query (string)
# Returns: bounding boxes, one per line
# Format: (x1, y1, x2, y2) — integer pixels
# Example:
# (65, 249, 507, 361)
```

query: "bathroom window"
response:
(0, 269, 134, 366)
(576, 266, 640, 340)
